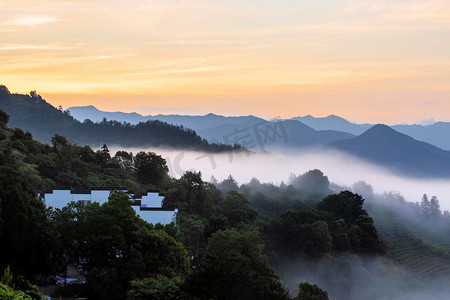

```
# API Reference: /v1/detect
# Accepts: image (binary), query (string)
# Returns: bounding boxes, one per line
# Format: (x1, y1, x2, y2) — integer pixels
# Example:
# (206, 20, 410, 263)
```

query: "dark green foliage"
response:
(295, 281, 329, 300)
(187, 230, 289, 300)
(353, 215, 386, 254)
(165, 171, 215, 216)
(226, 178, 311, 220)
(0, 163, 55, 278)
(265, 191, 385, 259)
(317, 192, 385, 255)
(134, 151, 169, 186)
(114, 150, 134, 173)
(1, 266, 14, 287)
(49, 202, 85, 279)
(216, 191, 257, 228)
(0, 282, 33, 300)
(265, 210, 333, 259)
(14, 277, 45, 300)
(0, 267, 45, 300)
(127, 275, 187, 300)
(0, 110, 9, 127)
(317, 191, 366, 224)
(0, 112, 170, 190)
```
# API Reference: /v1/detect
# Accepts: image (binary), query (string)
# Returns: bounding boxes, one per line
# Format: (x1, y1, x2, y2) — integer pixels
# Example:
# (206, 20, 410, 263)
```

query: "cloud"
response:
(415, 118, 436, 125)
(7, 16, 55, 26)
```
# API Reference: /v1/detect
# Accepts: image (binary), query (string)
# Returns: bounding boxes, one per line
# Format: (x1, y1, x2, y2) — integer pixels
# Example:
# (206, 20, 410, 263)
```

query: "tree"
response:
(418, 194, 441, 219)
(0, 164, 55, 277)
(317, 191, 366, 224)
(29, 90, 43, 102)
(114, 151, 135, 173)
(50, 202, 87, 283)
(216, 175, 239, 196)
(165, 171, 214, 216)
(127, 275, 187, 300)
(187, 229, 288, 300)
(75, 191, 188, 299)
(51, 134, 69, 151)
(265, 210, 333, 259)
(97, 144, 111, 166)
(290, 169, 331, 198)
(0, 282, 36, 300)
(134, 151, 168, 186)
(0, 110, 9, 127)
(295, 281, 329, 300)
(353, 215, 386, 254)
(217, 191, 257, 228)
(430, 196, 441, 218)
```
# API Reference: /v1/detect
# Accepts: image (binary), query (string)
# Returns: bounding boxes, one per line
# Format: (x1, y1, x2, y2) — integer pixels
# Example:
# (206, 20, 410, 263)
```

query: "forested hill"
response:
(0, 85, 241, 151)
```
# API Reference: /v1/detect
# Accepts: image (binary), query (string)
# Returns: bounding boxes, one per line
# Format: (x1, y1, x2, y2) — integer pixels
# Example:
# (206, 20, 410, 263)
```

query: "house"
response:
(40, 189, 177, 225)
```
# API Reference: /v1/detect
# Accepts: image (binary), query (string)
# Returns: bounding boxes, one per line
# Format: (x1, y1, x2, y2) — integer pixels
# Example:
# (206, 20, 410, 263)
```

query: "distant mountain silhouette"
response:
(198, 118, 354, 151)
(68, 106, 355, 150)
(392, 122, 450, 151)
(68, 105, 149, 124)
(291, 115, 372, 135)
(292, 115, 450, 150)
(69, 106, 450, 150)
(330, 124, 450, 178)
(67, 105, 260, 132)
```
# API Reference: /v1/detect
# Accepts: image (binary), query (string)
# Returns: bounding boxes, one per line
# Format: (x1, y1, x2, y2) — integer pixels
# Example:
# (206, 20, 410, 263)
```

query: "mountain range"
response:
(68, 105, 450, 150)
(67, 105, 356, 151)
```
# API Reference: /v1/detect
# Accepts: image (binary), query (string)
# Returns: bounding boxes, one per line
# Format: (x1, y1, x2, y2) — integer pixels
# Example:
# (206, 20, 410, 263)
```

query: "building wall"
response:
(72, 193, 90, 202)
(91, 190, 111, 205)
(44, 190, 72, 210)
(140, 192, 165, 208)
(137, 209, 177, 224)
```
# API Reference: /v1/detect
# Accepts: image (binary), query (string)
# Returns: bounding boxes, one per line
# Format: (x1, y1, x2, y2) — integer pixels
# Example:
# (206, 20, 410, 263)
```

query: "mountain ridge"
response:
(330, 124, 450, 178)
(0, 90, 240, 152)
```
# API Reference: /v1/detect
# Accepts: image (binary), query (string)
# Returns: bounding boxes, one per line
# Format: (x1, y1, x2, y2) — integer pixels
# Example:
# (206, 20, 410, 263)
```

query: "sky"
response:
(1, 0, 449, 124)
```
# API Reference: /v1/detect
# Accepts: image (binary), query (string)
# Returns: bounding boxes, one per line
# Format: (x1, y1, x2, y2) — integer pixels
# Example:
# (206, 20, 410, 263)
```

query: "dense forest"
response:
(0, 85, 242, 151)
(1, 108, 449, 299)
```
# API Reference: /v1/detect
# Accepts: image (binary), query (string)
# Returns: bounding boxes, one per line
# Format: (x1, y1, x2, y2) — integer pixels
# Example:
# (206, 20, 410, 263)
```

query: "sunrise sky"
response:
(1, 0, 449, 124)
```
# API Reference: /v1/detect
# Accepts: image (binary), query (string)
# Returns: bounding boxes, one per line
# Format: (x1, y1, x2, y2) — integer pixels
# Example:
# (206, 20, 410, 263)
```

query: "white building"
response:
(40, 189, 177, 225)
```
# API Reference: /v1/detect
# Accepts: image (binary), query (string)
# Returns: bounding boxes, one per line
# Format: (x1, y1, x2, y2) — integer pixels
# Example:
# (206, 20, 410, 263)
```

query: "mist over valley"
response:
(112, 147, 450, 211)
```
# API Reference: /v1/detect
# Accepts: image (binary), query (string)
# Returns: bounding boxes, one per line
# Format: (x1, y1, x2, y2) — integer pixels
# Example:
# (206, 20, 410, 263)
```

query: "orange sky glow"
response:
(1, 0, 449, 124)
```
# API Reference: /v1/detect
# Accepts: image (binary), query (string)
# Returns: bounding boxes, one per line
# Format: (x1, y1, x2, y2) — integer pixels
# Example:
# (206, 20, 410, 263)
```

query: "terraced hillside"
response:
(368, 203, 450, 291)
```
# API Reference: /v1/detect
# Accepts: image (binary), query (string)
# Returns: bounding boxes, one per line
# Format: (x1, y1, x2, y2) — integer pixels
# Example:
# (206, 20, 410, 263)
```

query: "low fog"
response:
(111, 146, 450, 211)
(275, 254, 450, 300)
(109, 146, 450, 299)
